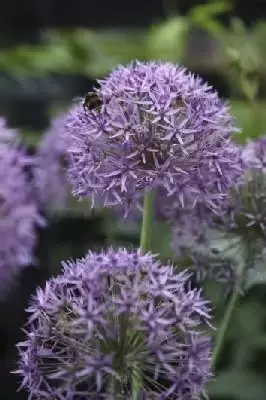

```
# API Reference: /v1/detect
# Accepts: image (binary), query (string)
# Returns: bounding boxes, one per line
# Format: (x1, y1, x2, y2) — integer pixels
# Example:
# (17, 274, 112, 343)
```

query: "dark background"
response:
(0, 1, 266, 399)
(0, 0, 265, 35)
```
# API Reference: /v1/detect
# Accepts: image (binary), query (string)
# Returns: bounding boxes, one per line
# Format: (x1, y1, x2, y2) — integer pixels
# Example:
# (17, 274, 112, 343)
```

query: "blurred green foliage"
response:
(0, 0, 263, 82)
(231, 101, 266, 142)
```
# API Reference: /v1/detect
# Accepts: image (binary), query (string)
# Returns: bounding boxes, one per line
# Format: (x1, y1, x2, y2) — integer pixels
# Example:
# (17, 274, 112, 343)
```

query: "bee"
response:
(59, 154, 68, 169)
(171, 96, 186, 109)
(83, 92, 102, 113)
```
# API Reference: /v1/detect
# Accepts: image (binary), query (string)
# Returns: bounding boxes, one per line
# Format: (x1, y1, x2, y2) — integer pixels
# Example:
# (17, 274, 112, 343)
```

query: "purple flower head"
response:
(221, 137, 266, 245)
(156, 185, 211, 256)
(34, 113, 70, 211)
(214, 168, 266, 250)
(159, 189, 238, 288)
(156, 145, 243, 258)
(15, 248, 212, 399)
(0, 122, 45, 297)
(65, 61, 241, 214)
(171, 209, 209, 259)
(242, 136, 266, 172)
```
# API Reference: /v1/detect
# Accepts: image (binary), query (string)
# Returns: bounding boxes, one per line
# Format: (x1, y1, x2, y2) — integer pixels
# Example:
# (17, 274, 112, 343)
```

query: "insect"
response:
(83, 92, 102, 113)
(59, 154, 68, 169)
(171, 96, 186, 109)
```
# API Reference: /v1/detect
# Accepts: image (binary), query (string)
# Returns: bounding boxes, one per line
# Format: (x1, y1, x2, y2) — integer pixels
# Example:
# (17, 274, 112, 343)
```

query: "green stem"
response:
(140, 190, 154, 255)
(131, 190, 154, 399)
(132, 368, 141, 400)
(212, 288, 239, 369)
(212, 242, 254, 370)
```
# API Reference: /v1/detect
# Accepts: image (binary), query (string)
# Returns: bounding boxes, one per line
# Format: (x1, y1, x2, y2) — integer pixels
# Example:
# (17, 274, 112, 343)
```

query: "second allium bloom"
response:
(66, 61, 240, 212)
(16, 249, 212, 399)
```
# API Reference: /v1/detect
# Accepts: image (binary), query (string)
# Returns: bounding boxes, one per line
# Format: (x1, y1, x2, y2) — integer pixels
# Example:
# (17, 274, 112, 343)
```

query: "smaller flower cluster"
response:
(241, 137, 266, 171)
(171, 210, 208, 258)
(16, 248, 212, 399)
(216, 171, 266, 241)
(157, 192, 210, 259)
(170, 136, 266, 288)
(0, 119, 45, 296)
(190, 248, 237, 291)
(213, 137, 266, 249)
(34, 113, 70, 211)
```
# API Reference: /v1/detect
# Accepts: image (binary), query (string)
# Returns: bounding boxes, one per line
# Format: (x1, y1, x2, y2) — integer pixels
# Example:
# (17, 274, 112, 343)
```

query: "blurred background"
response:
(1, 0, 266, 398)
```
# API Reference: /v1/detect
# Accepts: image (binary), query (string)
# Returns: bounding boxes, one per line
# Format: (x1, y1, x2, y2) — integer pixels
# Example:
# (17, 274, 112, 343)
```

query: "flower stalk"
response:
(212, 245, 253, 369)
(212, 287, 239, 369)
(132, 190, 154, 398)
(140, 190, 154, 255)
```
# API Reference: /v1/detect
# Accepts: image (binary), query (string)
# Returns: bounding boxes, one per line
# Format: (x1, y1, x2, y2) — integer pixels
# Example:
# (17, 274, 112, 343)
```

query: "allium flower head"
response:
(34, 113, 70, 211)
(214, 168, 266, 253)
(242, 136, 266, 171)
(226, 137, 266, 243)
(65, 60, 241, 214)
(171, 207, 209, 259)
(0, 122, 45, 296)
(16, 248, 212, 399)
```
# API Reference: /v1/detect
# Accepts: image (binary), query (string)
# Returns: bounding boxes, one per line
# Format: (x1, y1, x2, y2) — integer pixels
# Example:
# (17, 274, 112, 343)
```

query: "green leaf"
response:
(85, 29, 148, 77)
(146, 17, 188, 62)
(230, 100, 266, 142)
(245, 255, 266, 290)
(189, 0, 232, 19)
(0, 28, 148, 77)
(188, 0, 232, 35)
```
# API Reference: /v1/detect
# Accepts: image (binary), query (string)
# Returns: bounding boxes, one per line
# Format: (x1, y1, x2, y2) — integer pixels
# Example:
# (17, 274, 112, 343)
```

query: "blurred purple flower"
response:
(0, 117, 18, 143)
(241, 136, 266, 172)
(189, 249, 237, 292)
(171, 208, 208, 259)
(65, 61, 241, 215)
(0, 122, 45, 297)
(156, 143, 243, 258)
(15, 248, 212, 399)
(34, 113, 70, 211)
(206, 137, 266, 245)
(215, 169, 266, 246)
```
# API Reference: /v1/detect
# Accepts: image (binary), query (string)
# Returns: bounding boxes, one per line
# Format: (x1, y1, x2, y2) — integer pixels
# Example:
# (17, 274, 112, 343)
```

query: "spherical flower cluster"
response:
(214, 169, 266, 248)
(210, 138, 266, 242)
(156, 186, 210, 249)
(65, 60, 241, 214)
(0, 123, 45, 296)
(171, 208, 209, 259)
(241, 136, 266, 171)
(16, 248, 212, 399)
(156, 170, 241, 261)
(34, 113, 70, 211)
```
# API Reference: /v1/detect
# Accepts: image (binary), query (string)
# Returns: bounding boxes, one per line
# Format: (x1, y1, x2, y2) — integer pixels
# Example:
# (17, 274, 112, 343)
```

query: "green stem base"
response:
(212, 288, 239, 369)
(140, 190, 154, 255)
